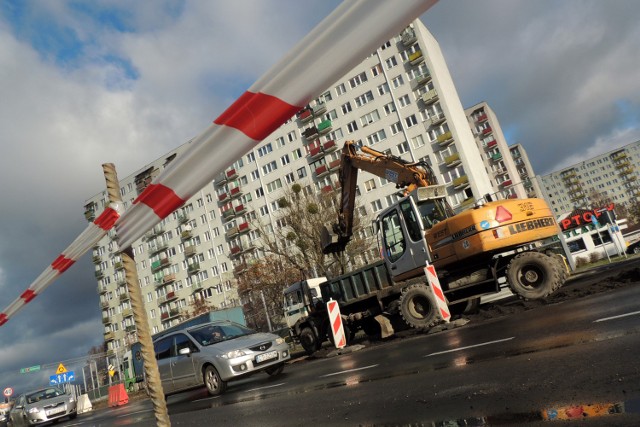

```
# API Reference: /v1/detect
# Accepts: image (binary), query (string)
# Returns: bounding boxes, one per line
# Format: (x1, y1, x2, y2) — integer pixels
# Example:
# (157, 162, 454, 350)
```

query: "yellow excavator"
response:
(321, 141, 567, 325)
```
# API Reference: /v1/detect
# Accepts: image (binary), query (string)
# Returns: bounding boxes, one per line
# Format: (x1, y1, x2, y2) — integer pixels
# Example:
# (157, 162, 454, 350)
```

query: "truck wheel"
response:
(507, 252, 560, 300)
(300, 327, 320, 355)
(204, 365, 227, 396)
(399, 284, 438, 329)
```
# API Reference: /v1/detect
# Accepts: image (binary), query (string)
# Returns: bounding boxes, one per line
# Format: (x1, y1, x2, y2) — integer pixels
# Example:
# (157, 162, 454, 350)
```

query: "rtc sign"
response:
(560, 204, 615, 231)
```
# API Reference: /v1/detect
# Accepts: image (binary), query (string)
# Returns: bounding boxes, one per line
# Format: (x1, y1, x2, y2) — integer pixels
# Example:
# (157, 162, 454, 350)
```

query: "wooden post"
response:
(102, 163, 171, 427)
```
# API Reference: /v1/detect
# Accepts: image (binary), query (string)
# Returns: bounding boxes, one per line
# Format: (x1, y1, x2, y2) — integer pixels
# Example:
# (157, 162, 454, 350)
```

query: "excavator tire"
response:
(299, 326, 321, 356)
(550, 253, 570, 288)
(399, 283, 438, 329)
(506, 252, 560, 300)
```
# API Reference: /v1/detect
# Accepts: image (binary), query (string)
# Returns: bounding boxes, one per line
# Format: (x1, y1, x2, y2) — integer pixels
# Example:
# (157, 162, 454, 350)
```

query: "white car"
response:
(9, 387, 77, 426)
(154, 320, 290, 396)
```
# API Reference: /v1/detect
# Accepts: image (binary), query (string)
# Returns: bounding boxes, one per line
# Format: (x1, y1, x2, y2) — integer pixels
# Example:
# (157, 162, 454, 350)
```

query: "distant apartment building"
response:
(539, 140, 640, 216)
(464, 102, 541, 201)
(85, 19, 519, 356)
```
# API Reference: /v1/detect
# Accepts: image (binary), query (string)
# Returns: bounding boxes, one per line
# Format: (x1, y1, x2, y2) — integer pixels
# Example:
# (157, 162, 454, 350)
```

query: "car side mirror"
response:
(178, 347, 191, 356)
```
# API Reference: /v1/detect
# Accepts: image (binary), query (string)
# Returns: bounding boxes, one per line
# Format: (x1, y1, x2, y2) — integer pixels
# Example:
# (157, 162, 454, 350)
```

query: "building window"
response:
(383, 102, 396, 115)
(390, 121, 402, 135)
(404, 114, 418, 128)
(348, 71, 368, 89)
(355, 91, 374, 108)
(385, 56, 398, 69)
(398, 94, 411, 107)
(341, 102, 352, 115)
(336, 83, 347, 96)
(391, 75, 404, 88)
(371, 63, 383, 77)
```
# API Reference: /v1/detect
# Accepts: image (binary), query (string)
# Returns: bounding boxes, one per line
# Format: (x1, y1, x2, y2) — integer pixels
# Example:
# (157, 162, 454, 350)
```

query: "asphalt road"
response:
(63, 260, 640, 426)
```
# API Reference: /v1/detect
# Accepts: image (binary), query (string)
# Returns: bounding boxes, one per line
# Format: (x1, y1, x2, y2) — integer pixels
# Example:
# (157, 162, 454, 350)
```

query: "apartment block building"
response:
(464, 102, 541, 201)
(539, 140, 640, 216)
(85, 19, 519, 356)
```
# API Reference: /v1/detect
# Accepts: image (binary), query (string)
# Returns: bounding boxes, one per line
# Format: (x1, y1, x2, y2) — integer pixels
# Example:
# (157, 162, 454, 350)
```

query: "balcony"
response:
(95, 270, 104, 280)
(98, 285, 108, 295)
(414, 72, 431, 87)
(444, 152, 461, 167)
(102, 315, 110, 325)
(158, 291, 177, 305)
(485, 140, 498, 149)
(226, 226, 239, 238)
(114, 261, 124, 271)
(302, 126, 319, 140)
(229, 186, 243, 199)
(125, 324, 136, 333)
(611, 150, 627, 160)
(177, 213, 189, 224)
(428, 113, 446, 128)
(491, 152, 503, 162)
(308, 142, 324, 159)
(119, 292, 130, 302)
(436, 131, 454, 147)
(187, 263, 201, 273)
(323, 139, 337, 153)
(318, 120, 332, 134)
(122, 308, 133, 318)
(230, 245, 242, 257)
(84, 203, 97, 222)
(476, 113, 488, 123)
(151, 258, 169, 272)
(311, 102, 327, 116)
(321, 184, 335, 194)
(92, 255, 101, 264)
(500, 179, 513, 187)
(315, 164, 329, 178)
(328, 158, 341, 171)
(481, 127, 493, 136)
(401, 27, 417, 46)
(149, 242, 168, 255)
(218, 192, 229, 203)
(238, 222, 250, 234)
(452, 175, 470, 190)
(297, 108, 313, 123)
(162, 273, 177, 284)
(222, 208, 235, 220)
(191, 281, 206, 293)
(234, 204, 247, 215)
(100, 300, 109, 309)
(422, 89, 438, 105)
(234, 262, 248, 275)
(161, 308, 182, 321)
(104, 331, 115, 342)
(409, 50, 424, 65)
(225, 168, 238, 181)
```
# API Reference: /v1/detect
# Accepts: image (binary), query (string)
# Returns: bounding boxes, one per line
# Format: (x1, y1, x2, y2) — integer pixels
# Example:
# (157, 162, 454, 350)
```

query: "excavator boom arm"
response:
(321, 141, 438, 254)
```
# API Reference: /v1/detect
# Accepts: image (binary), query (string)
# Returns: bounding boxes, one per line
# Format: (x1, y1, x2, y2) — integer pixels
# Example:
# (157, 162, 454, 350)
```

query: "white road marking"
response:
(117, 409, 153, 417)
(320, 364, 378, 378)
(594, 310, 640, 323)
(425, 337, 515, 357)
(245, 382, 286, 392)
(193, 395, 222, 402)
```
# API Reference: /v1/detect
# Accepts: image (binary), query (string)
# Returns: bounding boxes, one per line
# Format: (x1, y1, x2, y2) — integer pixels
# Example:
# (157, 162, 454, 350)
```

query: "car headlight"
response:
(275, 337, 285, 345)
(28, 407, 40, 414)
(220, 349, 247, 359)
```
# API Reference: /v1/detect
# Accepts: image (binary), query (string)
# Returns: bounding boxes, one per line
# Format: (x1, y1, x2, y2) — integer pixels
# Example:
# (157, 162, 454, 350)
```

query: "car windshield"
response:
(188, 322, 255, 346)
(26, 388, 63, 404)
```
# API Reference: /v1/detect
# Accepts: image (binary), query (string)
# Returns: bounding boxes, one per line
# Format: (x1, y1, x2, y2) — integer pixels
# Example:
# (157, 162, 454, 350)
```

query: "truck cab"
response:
(283, 278, 327, 332)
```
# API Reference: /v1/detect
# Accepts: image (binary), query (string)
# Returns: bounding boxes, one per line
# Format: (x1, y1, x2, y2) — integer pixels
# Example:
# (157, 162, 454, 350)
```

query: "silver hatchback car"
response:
(153, 320, 290, 396)
(9, 387, 77, 426)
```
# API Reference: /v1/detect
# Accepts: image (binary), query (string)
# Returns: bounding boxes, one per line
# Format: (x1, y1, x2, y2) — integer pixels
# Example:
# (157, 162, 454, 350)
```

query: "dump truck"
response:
(285, 141, 567, 354)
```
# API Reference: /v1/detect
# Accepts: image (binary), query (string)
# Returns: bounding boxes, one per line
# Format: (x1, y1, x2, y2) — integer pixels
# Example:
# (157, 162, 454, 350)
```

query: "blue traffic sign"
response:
(49, 371, 75, 385)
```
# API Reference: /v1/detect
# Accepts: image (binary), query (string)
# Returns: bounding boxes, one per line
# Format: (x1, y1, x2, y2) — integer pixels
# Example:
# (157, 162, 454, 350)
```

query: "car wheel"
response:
(204, 365, 227, 396)
(69, 412, 78, 420)
(264, 363, 284, 376)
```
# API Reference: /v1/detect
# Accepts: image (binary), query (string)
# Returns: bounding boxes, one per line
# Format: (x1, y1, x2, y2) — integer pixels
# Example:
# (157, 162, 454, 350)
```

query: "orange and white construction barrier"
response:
(424, 263, 450, 323)
(0, 202, 123, 326)
(327, 299, 346, 349)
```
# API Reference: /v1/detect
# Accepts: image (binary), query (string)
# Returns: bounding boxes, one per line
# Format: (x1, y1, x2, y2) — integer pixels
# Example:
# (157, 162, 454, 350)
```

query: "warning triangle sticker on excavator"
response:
(56, 363, 67, 374)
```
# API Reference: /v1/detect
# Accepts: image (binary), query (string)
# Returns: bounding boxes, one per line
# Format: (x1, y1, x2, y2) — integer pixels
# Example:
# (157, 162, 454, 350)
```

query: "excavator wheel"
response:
(550, 253, 570, 288)
(399, 283, 438, 329)
(506, 252, 561, 300)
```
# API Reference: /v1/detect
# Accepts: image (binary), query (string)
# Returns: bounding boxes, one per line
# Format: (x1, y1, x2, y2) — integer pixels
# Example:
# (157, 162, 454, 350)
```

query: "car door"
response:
(169, 333, 199, 391)
(154, 336, 175, 393)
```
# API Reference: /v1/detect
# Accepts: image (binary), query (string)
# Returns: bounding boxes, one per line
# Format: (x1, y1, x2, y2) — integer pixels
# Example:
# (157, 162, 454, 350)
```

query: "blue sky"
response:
(1, 0, 639, 393)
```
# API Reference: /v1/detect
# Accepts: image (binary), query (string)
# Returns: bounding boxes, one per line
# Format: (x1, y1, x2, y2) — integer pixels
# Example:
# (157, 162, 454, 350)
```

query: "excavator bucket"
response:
(321, 226, 349, 254)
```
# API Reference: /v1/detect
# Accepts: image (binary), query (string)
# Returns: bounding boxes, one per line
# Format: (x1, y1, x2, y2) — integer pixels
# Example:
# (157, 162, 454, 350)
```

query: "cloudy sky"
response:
(1, 0, 639, 393)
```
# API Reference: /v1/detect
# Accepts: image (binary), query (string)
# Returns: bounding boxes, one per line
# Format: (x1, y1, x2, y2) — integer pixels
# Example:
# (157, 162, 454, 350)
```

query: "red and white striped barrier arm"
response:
(0, 202, 123, 327)
(115, 0, 438, 249)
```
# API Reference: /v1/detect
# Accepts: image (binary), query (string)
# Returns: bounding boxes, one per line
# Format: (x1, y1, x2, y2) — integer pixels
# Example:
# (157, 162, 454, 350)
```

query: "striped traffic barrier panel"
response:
(424, 263, 451, 323)
(327, 299, 346, 349)
(0, 202, 123, 326)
